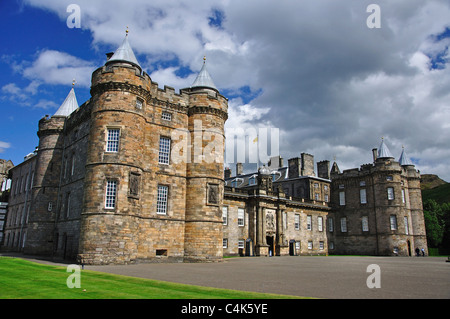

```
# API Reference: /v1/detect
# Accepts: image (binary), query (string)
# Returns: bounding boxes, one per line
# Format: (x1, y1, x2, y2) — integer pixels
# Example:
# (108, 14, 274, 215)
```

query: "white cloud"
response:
(20, 0, 450, 181)
(0, 141, 11, 153)
(22, 49, 94, 88)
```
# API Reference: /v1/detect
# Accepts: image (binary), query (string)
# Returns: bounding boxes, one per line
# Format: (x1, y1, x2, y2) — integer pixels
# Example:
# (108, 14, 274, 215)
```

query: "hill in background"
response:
(421, 174, 449, 204)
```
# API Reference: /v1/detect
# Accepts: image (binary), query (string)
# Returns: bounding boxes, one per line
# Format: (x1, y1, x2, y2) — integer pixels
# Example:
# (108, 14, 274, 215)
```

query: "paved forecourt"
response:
(85, 256, 450, 299)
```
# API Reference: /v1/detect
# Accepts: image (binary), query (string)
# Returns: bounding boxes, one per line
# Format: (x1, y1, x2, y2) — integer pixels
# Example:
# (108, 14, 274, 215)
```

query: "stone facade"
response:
(328, 146, 427, 256)
(2, 34, 427, 263)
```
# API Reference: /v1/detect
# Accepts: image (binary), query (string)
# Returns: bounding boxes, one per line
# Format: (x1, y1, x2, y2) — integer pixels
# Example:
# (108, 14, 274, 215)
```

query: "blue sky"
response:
(1, 0, 450, 181)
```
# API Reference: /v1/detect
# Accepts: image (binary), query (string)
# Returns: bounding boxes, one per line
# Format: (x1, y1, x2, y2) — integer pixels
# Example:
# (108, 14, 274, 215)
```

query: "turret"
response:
(24, 85, 78, 255)
(182, 57, 228, 262)
(79, 30, 149, 264)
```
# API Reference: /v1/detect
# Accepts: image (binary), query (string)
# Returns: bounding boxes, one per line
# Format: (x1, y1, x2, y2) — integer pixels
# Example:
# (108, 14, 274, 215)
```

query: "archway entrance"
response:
(266, 236, 274, 256)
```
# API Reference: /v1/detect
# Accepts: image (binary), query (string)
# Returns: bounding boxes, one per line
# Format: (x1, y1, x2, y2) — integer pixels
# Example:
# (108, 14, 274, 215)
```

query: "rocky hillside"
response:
(421, 174, 449, 204)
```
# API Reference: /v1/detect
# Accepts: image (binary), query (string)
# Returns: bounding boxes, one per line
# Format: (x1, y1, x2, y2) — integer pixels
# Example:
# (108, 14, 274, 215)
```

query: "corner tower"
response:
(183, 57, 228, 262)
(25, 85, 78, 255)
(78, 30, 151, 264)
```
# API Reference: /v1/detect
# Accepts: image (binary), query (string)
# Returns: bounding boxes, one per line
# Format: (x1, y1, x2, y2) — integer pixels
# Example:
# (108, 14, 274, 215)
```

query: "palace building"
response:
(1, 32, 427, 264)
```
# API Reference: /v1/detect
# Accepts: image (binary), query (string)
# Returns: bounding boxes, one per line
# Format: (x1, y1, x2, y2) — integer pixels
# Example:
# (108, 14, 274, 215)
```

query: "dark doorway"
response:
(407, 240, 412, 256)
(266, 236, 274, 256)
(289, 239, 296, 256)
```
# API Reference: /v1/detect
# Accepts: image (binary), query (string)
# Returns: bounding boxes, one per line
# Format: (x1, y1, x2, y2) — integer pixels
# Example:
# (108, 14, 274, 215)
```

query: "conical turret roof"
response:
(107, 30, 141, 69)
(399, 147, 414, 166)
(377, 138, 394, 159)
(54, 87, 78, 117)
(191, 57, 217, 91)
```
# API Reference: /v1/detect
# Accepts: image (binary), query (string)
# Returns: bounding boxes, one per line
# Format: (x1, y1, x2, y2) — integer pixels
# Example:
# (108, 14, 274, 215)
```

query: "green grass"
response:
(0, 257, 304, 299)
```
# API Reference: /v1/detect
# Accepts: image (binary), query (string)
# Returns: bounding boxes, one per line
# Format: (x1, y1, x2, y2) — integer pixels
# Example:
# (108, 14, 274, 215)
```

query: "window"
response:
(248, 176, 256, 186)
(340, 217, 347, 233)
(295, 241, 300, 251)
(387, 187, 395, 200)
(390, 215, 397, 230)
(294, 214, 300, 230)
(318, 216, 323, 231)
(360, 181, 366, 186)
(328, 217, 334, 232)
(223, 238, 228, 249)
(324, 194, 329, 202)
(362, 216, 369, 232)
(360, 189, 367, 204)
(66, 193, 71, 218)
(386, 175, 393, 181)
(106, 129, 120, 152)
(329, 241, 334, 250)
(307, 215, 312, 230)
(339, 191, 345, 206)
(238, 208, 245, 226)
(314, 193, 320, 200)
(222, 206, 228, 225)
(319, 241, 324, 250)
(161, 112, 172, 121)
(402, 189, 406, 204)
(238, 240, 244, 249)
(157, 185, 169, 215)
(308, 241, 313, 250)
(158, 137, 171, 164)
(404, 216, 409, 235)
(136, 98, 143, 109)
(105, 180, 117, 209)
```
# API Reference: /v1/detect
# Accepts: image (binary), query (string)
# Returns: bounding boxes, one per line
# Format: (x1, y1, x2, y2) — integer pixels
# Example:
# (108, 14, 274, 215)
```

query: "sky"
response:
(1, 0, 449, 181)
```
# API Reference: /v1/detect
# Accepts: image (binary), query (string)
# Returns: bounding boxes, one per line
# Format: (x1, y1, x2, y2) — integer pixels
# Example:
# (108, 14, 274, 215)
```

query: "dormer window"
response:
(248, 175, 257, 186)
(230, 178, 243, 187)
(271, 171, 281, 182)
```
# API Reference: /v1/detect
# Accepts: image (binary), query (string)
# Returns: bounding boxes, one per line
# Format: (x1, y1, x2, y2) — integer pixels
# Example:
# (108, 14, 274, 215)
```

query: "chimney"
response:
(301, 153, 315, 176)
(288, 157, 301, 179)
(317, 160, 330, 179)
(236, 163, 243, 176)
(372, 148, 378, 162)
(224, 167, 231, 179)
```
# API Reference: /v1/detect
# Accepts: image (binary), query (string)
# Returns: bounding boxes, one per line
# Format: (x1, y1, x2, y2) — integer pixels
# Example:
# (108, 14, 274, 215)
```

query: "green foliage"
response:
(423, 199, 450, 254)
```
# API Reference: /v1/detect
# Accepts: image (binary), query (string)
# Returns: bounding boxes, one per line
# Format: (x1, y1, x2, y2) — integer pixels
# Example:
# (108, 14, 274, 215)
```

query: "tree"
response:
(423, 199, 444, 248)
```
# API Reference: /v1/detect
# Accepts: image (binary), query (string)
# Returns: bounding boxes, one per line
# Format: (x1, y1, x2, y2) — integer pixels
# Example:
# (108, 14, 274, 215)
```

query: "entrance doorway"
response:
(266, 236, 274, 256)
(407, 240, 412, 256)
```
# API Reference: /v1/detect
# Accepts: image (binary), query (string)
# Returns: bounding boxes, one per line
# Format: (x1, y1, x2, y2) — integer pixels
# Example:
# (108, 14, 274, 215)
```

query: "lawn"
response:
(0, 257, 304, 299)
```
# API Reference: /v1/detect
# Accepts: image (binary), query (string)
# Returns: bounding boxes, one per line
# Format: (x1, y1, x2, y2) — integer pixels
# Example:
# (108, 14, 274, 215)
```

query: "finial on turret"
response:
(203, 56, 206, 64)
(72, 78, 76, 87)
(126, 26, 129, 36)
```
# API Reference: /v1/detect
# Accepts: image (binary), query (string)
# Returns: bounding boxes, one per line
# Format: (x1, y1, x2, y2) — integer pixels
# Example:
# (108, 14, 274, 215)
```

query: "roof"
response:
(378, 138, 394, 159)
(191, 59, 217, 91)
(54, 87, 78, 117)
(399, 147, 414, 166)
(107, 33, 141, 68)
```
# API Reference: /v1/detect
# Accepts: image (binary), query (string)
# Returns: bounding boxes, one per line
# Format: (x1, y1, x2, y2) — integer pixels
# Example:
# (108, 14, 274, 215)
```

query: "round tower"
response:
(183, 58, 228, 262)
(78, 31, 150, 264)
(25, 86, 78, 256)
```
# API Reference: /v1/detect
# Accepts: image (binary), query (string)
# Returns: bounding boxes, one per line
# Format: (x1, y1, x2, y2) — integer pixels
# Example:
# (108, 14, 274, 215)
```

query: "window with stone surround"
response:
(105, 180, 117, 209)
(360, 189, 367, 204)
(318, 216, 323, 231)
(340, 217, 347, 233)
(294, 214, 300, 230)
(161, 112, 172, 121)
(307, 215, 312, 230)
(387, 187, 395, 200)
(156, 185, 169, 215)
(222, 206, 228, 225)
(158, 136, 171, 165)
(237, 208, 245, 226)
(106, 128, 120, 153)
(362, 216, 369, 232)
(390, 215, 397, 230)
(339, 191, 345, 206)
